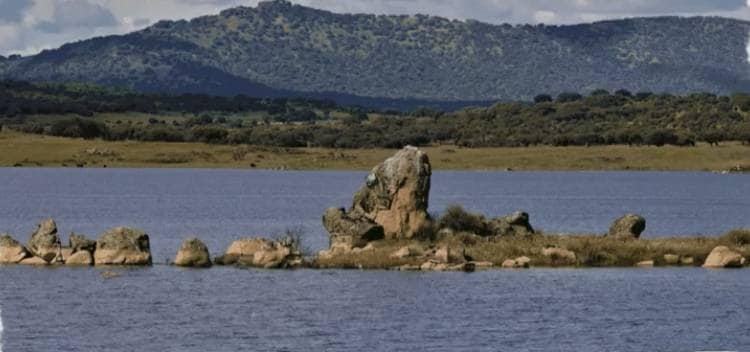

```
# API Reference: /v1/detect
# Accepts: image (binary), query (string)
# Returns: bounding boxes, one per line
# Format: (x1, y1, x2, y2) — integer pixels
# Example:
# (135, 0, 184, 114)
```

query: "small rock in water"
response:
(94, 227, 152, 265)
(636, 260, 654, 267)
(502, 256, 531, 269)
(703, 246, 745, 268)
(28, 218, 62, 263)
(663, 254, 680, 265)
(608, 214, 646, 239)
(174, 237, 212, 268)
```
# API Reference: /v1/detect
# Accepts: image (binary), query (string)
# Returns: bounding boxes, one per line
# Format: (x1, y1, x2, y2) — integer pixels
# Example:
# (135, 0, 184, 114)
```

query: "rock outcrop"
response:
(69, 233, 96, 254)
(703, 246, 746, 268)
(174, 238, 212, 268)
(489, 211, 535, 237)
(339, 146, 432, 241)
(94, 227, 152, 265)
(28, 218, 62, 262)
(65, 250, 94, 265)
(0, 235, 30, 263)
(608, 214, 646, 239)
(216, 238, 302, 269)
(322, 207, 384, 248)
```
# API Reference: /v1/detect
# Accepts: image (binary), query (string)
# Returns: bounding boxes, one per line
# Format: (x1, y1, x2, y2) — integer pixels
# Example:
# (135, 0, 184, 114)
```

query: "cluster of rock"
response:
(387, 245, 486, 272)
(0, 219, 303, 269)
(213, 237, 303, 269)
(2, 147, 747, 272)
(321, 146, 535, 258)
(0, 219, 151, 266)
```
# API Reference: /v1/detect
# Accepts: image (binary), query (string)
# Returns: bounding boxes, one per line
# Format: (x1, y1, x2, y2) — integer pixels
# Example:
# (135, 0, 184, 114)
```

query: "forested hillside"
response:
(1, 0, 749, 104)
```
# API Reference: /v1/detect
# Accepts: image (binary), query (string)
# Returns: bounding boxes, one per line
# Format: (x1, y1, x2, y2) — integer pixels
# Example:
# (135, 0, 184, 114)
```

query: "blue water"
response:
(0, 168, 748, 351)
(0, 169, 747, 259)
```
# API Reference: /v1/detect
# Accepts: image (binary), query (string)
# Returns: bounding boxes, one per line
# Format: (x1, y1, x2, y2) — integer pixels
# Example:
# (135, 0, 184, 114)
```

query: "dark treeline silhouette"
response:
(0, 80, 343, 117)
(2, 81, 750, 148)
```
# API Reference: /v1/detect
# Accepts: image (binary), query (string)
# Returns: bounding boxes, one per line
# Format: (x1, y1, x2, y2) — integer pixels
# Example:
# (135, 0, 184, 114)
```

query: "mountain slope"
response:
(1, 0, 750, 102)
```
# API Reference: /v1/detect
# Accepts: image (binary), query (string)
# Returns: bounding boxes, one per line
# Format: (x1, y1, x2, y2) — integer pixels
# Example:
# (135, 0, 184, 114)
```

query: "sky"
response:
(0, 0, 749, 56)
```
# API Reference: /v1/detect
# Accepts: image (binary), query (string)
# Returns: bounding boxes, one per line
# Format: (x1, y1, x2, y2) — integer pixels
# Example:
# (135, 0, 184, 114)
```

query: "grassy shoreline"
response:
(315, 230, 750, 270)
(1, 131, 748, 171)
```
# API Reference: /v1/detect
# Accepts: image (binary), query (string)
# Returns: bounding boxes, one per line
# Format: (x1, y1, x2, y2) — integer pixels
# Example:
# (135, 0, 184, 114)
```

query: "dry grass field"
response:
(0, 130, 748, 171)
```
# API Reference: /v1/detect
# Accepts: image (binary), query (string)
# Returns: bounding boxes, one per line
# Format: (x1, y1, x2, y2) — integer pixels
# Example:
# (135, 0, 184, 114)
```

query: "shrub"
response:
(645, 129, 679, 146)
(534, 94, 553, 103)
(48, 118, 108, 139)
(437, 205, 491, 236)
(274, 226, 308, 257)
(189, 126, 228, 144)
(556, 92, 583, 103)
(720, 229, 750, 246)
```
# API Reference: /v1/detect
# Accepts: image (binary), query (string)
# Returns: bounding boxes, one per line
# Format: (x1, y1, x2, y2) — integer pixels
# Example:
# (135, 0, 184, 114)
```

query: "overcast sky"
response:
(1, 0, 749, 56)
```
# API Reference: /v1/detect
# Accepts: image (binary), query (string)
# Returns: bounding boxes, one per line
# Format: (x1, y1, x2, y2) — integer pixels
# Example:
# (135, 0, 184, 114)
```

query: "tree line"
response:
(1, 81, 750, 148)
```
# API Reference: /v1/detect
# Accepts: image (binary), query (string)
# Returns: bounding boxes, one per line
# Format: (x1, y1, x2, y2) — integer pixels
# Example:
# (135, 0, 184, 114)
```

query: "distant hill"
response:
(1, 0, 750, 105)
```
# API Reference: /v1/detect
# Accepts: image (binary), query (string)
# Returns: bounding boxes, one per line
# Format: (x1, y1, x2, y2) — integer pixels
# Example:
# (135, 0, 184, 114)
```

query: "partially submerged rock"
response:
(94, 227, 152, 265)
(174, 238, 212, 268)
(489, 211, 535, 237)
(703, 246, 746, 268)
(28, 218, 62, 262)
(502, 256, 531, 269)
(419, 260, 473, 272)
(608, 214, 646, 239)
(0, 234, 30, 264)
(20, 256, 49, 266)
(216, 238, 301, 269)
(65, 250, 93, 266)
(636, 260, 654, 267)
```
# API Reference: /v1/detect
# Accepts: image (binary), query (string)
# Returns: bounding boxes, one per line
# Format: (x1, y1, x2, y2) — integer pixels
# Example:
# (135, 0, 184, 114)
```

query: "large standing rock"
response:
(216, 238, 301, 268)
(489, 211, 535, 237)
(0, 234, 30, 263)
(703, 246, 746, 268)
(608, 214, 646, 239)
(174, 238, 212, 268)
(349, 146, 432, 239)
(28, 218, 62, 262)
(94, 227, 152, 265)
(322, 207, 384, 248)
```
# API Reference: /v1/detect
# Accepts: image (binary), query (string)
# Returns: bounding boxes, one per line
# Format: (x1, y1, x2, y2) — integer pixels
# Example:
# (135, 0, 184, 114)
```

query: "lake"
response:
(0, 168, 748, 351)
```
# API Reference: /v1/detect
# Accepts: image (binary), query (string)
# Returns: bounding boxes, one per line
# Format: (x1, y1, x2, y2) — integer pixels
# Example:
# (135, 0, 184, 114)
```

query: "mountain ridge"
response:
(1, 0, 749, 105)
